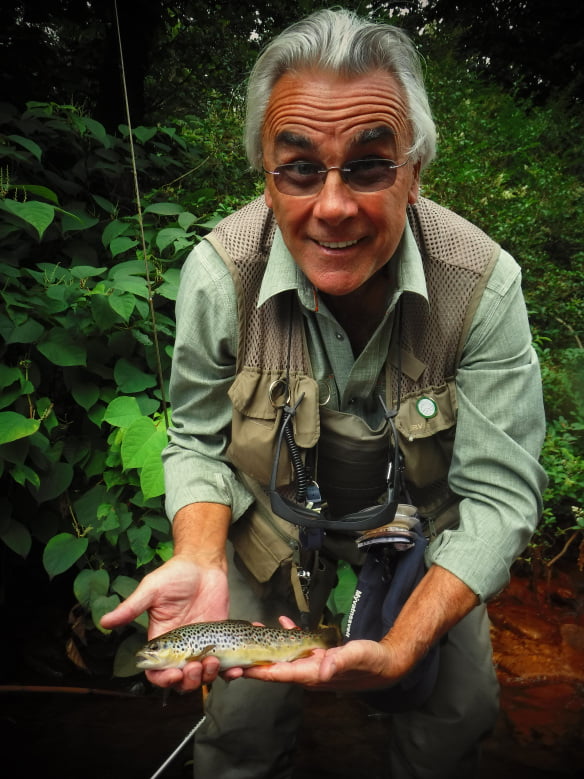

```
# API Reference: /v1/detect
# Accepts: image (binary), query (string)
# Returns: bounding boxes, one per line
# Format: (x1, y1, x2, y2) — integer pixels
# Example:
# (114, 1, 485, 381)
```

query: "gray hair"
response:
(245, 8, 436, 172)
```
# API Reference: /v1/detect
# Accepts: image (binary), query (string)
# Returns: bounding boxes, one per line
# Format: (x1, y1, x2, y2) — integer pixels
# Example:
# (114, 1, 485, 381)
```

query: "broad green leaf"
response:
(20, 185, 59, 204)
(143, 202, 185, 216)
(109, 236, 139, 258)
(103, 395, 142, 427)
(178, 212, 197, 230)
(133, 126, 157, 144)
(73, 484, 110, 529)
(156, 540, 174, 562)
(74, 568, 110, 608)
(70, 266, 107, 279)
(0, 199, 55, 239)
(4, 317, 45, 345)
(143, 514, 170, 534)
(109, 259, 147, 278)
(135, 396, 161, 417)
(102, 219, 131, 248)
(157, 268, 180, 301)
(0, 516, 32, 558)
(90, 293, 123, 331)
(43, 532, 88, 578)
(79, 116, 109, 146)
(92, 194, 116, 214)
(111, 574, 140, 599)
(140, 447, 166, 499)
(113, 277, 149, 298)
(10, 462, 40, 488)
(120, 417, 156, 468)
(71, 378, 100, 411)
(37, 328, 86, 366)
(156, 227, 187, 252)
(61, 207, 99, 233)
(0, 411, 40, 444)
(114, 358, 157, 393)
(127, 524, 154, 567)
(8, 134, 43, 160)
(32, 462, 73, 503)
(96, 502, 122, 532)
(0, 365, 20, 389)
(108, 291, 135, 322)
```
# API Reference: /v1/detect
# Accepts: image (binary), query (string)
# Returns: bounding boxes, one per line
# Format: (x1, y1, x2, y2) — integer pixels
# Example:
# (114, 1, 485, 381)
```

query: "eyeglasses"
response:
(263, 157, 409, 196)
(269, 394, 404, 532)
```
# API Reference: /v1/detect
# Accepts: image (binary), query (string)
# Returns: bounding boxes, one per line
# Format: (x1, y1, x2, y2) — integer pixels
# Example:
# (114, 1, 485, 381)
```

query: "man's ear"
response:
(264, 185, 273, 210)
(408, 160, 421, 204)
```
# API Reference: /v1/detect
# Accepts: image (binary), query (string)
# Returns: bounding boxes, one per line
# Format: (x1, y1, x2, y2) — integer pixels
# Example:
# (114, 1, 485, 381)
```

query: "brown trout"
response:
(136, 619, 339, 671)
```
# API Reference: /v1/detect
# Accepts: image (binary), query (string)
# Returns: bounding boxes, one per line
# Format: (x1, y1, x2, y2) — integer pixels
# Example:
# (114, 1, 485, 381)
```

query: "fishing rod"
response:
(113, 0, 169, 428)
(148, 714, 207, 779)
(112, 3, 206, 776)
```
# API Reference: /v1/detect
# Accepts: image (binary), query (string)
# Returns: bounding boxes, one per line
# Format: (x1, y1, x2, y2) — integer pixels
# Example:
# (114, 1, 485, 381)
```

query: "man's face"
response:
(262, 69, 420, 298)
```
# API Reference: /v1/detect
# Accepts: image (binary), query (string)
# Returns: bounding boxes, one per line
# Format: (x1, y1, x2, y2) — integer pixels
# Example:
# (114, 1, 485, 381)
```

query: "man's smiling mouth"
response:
(317, 239, 360, 249)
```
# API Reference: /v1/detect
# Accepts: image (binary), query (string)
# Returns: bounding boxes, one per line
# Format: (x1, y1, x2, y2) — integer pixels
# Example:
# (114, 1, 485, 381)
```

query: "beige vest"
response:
(206, 197, 499, 582)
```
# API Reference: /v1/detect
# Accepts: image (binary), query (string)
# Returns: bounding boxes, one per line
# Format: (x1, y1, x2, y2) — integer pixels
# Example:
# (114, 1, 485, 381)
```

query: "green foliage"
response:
(529, 348, 584, 560)
(419, 49, 584, 563)
(0, 101, 220, 670)
(421, 49, 584, 350)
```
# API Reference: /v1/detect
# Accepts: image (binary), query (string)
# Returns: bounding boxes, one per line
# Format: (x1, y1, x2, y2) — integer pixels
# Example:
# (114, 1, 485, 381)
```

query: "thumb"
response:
(100, 587, 153, 630)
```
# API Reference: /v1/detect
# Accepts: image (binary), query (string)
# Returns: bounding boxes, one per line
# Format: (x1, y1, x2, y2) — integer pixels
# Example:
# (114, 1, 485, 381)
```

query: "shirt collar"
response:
(257, 217, 428, 310)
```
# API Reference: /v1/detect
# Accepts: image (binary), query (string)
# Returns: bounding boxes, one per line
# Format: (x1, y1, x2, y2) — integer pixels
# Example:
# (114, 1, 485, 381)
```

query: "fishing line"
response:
(148, 714, 207, 779)
(113, 0, 169, 427)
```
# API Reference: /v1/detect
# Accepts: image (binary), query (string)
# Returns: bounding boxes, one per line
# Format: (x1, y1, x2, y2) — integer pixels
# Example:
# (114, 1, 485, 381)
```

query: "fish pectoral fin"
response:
(294, 649, 316, 660)
(188, 644, 216, 662)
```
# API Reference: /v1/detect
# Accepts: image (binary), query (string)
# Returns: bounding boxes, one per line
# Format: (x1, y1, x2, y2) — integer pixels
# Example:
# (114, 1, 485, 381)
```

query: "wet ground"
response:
(1, 561, 583, 778)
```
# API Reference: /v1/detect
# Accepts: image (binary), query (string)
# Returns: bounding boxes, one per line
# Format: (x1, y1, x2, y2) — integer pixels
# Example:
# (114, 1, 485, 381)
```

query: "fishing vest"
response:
(206, 196, 500, 584)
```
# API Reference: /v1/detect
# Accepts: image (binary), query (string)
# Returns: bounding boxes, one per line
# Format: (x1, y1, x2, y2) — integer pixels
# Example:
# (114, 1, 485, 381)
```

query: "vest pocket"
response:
(396, 382, 459, 524)
(227, 367, 320, 486)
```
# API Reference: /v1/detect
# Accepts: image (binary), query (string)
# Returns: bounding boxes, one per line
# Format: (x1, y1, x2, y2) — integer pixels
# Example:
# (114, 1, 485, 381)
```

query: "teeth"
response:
(319, 239, 358, 249)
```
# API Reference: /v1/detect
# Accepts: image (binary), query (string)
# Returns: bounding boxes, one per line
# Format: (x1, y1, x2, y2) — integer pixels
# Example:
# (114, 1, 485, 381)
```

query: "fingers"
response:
(145, 656, 222, 692)
(277, 615, 298, 630)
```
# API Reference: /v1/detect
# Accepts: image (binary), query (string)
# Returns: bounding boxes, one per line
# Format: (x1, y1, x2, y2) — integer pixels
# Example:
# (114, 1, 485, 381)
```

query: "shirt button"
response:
(335, 332, 344, 341)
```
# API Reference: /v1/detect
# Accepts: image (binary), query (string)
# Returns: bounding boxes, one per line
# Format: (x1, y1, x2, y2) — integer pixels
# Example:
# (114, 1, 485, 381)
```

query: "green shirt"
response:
(163, 217, 547, 601)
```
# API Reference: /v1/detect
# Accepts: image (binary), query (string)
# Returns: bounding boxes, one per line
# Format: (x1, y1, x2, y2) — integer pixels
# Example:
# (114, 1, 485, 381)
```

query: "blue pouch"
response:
(344, 516, 440, 713)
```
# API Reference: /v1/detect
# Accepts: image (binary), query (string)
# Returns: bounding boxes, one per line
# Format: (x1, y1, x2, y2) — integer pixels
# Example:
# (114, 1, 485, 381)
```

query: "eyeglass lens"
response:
(266, 158, 407, 196)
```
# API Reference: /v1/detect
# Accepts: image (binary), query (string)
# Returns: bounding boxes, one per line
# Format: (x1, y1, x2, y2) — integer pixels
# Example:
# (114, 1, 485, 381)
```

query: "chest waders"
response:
(266, 310, 439, 713)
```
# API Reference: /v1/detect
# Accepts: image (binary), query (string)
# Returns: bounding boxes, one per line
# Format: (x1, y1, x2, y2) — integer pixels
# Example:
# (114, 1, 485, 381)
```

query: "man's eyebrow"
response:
(353, 126, 396, 145)
(274, 131, 316, 150)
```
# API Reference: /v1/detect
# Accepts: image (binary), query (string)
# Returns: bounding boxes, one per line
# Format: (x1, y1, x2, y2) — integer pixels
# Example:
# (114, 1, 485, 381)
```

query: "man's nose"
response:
(312, 169, 359, 223)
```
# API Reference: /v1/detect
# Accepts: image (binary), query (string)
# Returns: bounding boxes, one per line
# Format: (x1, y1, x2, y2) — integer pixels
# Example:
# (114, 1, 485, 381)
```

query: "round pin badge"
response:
(416, 396, 438, 419)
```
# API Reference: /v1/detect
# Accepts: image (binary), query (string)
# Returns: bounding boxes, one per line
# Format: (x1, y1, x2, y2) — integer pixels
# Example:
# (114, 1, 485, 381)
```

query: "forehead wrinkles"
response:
(262, 70, 411, 153)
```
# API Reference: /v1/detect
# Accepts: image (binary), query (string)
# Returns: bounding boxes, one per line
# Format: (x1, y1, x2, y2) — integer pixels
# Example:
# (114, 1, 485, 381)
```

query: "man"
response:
(102, 9, 547, 778)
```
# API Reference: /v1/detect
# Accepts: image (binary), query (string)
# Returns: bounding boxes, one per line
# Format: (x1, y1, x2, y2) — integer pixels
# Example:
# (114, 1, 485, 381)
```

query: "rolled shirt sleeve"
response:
(162, 240, 254, 522)
(427, 249, 548, 600)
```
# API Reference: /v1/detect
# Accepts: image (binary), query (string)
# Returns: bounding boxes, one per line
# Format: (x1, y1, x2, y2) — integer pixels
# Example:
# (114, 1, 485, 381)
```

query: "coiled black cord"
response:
(282, 410, 308, 502)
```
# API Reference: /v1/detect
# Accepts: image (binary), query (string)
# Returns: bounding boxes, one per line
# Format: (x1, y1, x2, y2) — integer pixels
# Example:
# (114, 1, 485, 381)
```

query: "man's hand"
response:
(222, 616, 406, 691)
(101, 502, 231, 692)
(101, 554, 229, 691)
